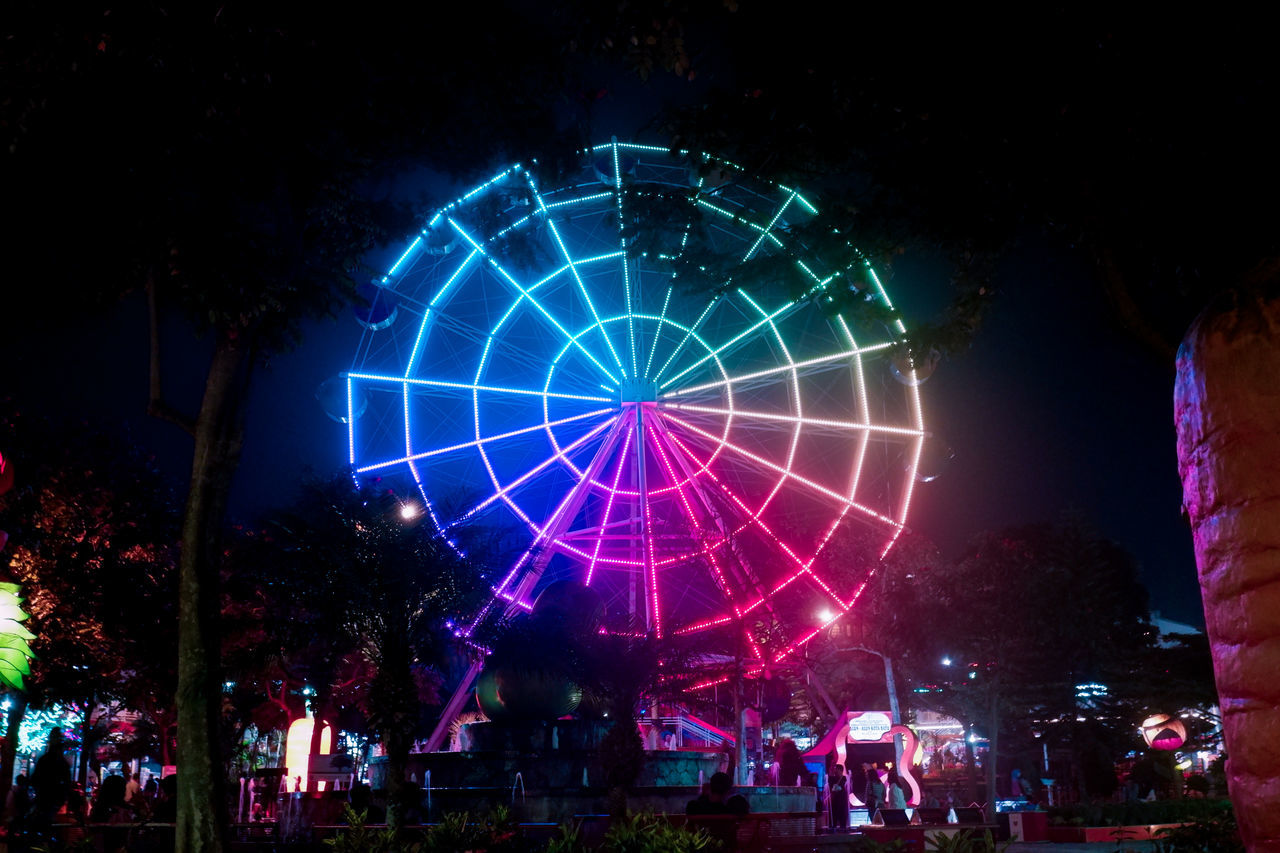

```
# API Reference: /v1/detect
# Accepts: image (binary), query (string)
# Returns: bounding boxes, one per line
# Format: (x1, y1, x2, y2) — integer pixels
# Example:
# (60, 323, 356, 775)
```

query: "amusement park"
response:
(0, 4, 1273, 853)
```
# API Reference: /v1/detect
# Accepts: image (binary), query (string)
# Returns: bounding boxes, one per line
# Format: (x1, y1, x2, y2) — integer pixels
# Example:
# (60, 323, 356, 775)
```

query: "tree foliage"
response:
(0, 408, 179, 791)
(248, 476, 486, 829)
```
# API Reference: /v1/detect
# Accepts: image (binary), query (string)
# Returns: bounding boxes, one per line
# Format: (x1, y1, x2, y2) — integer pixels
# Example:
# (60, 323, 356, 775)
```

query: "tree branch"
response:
(146, 273, 197, 437)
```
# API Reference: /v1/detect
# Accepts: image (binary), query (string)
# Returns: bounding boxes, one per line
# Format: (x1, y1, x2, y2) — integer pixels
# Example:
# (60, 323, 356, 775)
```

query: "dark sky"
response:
(1, 7, 1212, 629)
(0, 211, 1203, 628)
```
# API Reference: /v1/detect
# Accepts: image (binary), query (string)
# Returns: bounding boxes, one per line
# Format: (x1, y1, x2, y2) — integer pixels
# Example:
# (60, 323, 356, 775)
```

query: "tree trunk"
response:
(1175, 283, 1280, 853)
(384, 730, 409, 833)
(307, 692, 328, 794)
(0, 694, 27, 809)
(984, 692, 999, 815)
(962, 726, 980, 806)
(176, 334, 250, 853)
(79, 701, 95, 787)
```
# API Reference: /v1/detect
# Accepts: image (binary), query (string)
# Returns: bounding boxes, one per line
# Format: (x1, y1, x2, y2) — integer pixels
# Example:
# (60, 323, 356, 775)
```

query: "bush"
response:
(1153, 811, 1243, 853)
(1046, 799, 1233, 827)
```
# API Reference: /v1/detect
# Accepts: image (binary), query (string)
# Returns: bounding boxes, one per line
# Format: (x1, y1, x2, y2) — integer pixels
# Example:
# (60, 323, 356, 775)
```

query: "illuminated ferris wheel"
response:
(343, 142, 925, 665)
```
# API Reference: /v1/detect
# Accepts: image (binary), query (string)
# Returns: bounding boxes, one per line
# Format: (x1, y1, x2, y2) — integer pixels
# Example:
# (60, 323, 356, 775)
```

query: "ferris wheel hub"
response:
(619, 379, 658, 404)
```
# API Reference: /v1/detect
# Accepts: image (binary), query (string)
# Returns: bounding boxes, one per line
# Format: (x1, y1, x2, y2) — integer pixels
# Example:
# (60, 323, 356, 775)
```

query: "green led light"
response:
(0, 582, 35, 692)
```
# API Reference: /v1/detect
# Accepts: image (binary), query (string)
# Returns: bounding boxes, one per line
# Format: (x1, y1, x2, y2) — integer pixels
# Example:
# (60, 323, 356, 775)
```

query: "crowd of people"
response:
(825, 761, 925, 830)
(3, 729, 178, 852)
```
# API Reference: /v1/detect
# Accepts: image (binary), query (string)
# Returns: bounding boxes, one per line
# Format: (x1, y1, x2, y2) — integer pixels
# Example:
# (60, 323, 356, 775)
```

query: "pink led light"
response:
(586, 427, 633, 585)
(676, 615, 734, 634)
(349, 146, 928, 674)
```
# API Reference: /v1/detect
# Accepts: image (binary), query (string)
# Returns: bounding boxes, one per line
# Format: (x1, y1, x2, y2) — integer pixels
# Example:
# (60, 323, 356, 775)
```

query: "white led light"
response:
(345, 144, 926, 665)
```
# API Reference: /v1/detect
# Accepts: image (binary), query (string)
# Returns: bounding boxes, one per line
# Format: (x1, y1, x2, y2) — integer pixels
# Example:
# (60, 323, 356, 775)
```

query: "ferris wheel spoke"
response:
(498, 416, 632, 605)
(660, 426, 811, 579)
(660, 403, 925, 438)
(660, 342, 893, 399)
(354, 408, 615, 474)
(656, 292, 807, 391)
(641, 285, 674, 381)
(660, 411, 903, 530)
(585, 426, 634, 587)
(741, 190, 798, 262)
(644, 421, 746, 617)
(527, 172, 630, 380)
(455, 418, 615, 524)
(609, 140, 640, 378)
(346, 372, 614, 404)
(448, 217, 621, 384)
(649, 295, 720, 385)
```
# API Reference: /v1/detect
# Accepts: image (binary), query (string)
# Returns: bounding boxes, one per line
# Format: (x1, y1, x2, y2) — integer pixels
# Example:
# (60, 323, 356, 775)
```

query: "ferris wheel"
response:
(343, 142, 925, 668)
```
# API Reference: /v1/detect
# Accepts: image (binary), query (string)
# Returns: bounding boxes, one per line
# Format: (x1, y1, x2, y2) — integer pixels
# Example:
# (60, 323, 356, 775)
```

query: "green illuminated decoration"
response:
(0, 581, 35, 691)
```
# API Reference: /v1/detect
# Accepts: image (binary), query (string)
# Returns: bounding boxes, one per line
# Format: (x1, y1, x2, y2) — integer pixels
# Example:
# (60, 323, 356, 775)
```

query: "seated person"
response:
(687, 772, 749, 815)
(344, 783, 385, 824)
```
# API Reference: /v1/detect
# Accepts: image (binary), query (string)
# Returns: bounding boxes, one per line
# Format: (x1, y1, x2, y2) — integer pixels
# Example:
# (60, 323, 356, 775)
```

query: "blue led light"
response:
(387, 235, 422, 277)
(527, 172, 628, 379)
(343, 142, 927, 677)
(449, 217, 620, 384)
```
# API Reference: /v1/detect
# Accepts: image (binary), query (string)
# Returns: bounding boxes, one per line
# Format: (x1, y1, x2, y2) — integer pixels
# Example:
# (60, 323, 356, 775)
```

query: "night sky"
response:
(1, 8, 1216, 629)
(0, 212, 1202, 629)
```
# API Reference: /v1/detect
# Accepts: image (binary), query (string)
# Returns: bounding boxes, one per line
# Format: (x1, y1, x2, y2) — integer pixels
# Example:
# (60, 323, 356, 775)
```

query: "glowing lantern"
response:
(1140, 714, 1188, 750)
(285, 716, 333, 792)
(0, 582, 35, 691)
(0, 450, 13, 496)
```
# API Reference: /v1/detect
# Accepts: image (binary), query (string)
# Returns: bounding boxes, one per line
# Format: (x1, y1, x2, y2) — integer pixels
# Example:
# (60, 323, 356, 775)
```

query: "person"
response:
(344, 782, 385, 824)
(66, 782, 89, 823)
(31, 728, 72, 842)
(886, 768, 907, 809)
(864, 767, 885, 819)
(152, 775, 177, 823)
(124, 770, 142, 804)
(90, 775, 133, 853)
(687, 772, 748, 851)
(687, 771, 749, 815)
(771, 739, 806, 786)
(5, 773, 32, 844)
(827, 764, 849, 831)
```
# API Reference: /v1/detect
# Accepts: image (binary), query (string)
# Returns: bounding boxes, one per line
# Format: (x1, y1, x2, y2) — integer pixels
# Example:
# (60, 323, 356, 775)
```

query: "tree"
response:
(797, 528, 939, 740)
(256, 477, 485, 831)
(0, 6, 605, 850)
(648, 10, 1277, 843)
(893, 520, 1151, 807)
(0, 409, 179, 800)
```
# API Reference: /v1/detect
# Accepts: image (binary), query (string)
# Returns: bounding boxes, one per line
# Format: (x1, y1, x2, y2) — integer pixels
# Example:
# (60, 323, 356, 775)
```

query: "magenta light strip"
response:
(662, 428, 809, 572)
(660, 412, 904, 530)
(645, 424, 744, 617)
(635, 410, 662, 638)
(458, 419, 612, 522)
(586, 423, 633, 586)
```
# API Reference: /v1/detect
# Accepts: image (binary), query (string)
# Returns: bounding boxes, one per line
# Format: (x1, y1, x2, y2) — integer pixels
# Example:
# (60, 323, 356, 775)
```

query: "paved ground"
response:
(1007, 844, 1159, 853)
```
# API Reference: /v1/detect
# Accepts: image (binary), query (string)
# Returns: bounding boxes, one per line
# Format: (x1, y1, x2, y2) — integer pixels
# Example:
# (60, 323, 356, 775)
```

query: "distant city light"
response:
(941, 657, 952, 666)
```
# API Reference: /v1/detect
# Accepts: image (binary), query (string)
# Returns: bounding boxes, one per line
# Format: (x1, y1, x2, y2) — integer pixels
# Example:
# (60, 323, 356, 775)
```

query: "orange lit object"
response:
(1140, 714, 1187, 750)
(285, 716, 332, 791)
